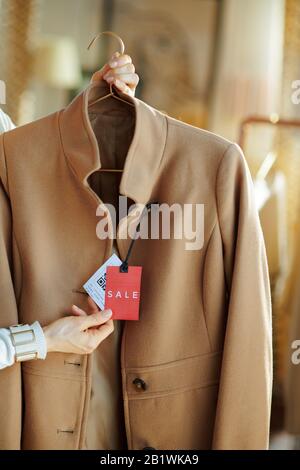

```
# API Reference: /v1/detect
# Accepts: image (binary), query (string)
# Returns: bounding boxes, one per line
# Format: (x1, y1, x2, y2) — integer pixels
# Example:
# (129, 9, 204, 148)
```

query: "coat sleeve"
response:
(212, 142, 273, 450)
(0, 134, 22, 449)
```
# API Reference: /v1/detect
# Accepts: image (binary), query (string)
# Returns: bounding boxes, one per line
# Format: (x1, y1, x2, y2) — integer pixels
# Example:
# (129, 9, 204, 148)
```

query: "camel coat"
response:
(0, 80, 272, 450)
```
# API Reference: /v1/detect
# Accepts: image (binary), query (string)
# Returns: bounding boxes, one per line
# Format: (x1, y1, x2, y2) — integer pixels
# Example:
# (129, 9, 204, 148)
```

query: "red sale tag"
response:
(104, 266, 142, 320)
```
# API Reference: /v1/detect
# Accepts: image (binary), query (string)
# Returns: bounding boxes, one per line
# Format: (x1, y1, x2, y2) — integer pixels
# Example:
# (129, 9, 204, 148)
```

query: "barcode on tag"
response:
(83, 253, 122, 309)
(97, 272, 106, 291)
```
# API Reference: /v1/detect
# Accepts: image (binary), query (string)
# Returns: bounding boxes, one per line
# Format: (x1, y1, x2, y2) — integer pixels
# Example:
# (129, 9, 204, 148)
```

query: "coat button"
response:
(132, 377, 147, 390)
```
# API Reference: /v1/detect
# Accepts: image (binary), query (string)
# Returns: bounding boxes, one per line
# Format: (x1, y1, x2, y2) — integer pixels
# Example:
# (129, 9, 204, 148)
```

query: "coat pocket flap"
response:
(126, 351, 222, 397)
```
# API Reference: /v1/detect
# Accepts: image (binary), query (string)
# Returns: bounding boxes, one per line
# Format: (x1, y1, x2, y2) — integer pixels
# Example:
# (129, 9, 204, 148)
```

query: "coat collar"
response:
(59, 80, 167, 205)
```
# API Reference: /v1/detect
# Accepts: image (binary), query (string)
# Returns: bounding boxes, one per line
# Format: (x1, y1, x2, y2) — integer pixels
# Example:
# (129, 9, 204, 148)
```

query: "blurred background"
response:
(1, 0, 300, 450)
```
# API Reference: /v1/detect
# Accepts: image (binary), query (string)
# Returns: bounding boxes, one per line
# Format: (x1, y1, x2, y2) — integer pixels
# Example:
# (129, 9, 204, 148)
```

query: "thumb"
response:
(80, 309, 112, 330)
(91, 63, 110, 82)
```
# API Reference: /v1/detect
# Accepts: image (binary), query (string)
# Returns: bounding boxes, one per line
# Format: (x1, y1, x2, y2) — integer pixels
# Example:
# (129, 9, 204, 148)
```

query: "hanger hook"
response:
(87, 31, 125, 55)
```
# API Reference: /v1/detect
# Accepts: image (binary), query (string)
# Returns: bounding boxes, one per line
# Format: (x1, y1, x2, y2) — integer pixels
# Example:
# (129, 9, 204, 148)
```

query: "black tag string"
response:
(119, 201, 159, 273)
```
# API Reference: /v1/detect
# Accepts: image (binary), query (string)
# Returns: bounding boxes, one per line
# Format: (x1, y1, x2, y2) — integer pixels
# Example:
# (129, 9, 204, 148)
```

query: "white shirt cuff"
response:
(0, 321, 47, 370)
(0, 328, 15, 369)
(31, 321, 47, 360)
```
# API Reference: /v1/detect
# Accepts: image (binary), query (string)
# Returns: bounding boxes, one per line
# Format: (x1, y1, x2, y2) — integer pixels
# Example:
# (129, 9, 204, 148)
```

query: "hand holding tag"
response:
(83, 202, 158, 321)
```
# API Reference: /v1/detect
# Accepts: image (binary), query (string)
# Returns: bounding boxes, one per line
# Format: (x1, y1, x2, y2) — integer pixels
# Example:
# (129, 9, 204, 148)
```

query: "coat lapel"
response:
(59, 80, 168, 261)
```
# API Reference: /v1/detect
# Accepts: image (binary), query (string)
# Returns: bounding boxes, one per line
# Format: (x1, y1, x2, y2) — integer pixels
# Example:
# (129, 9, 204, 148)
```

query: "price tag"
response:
(104, 266, 142, 320)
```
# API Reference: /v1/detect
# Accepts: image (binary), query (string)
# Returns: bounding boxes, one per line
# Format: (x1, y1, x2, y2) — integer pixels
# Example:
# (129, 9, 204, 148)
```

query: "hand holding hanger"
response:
(89, 31, 139, 98)
(91, 51, 139, 97)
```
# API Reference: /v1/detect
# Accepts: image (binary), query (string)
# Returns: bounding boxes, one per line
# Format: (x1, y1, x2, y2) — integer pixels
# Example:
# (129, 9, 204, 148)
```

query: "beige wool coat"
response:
(0, 80, 272, 450)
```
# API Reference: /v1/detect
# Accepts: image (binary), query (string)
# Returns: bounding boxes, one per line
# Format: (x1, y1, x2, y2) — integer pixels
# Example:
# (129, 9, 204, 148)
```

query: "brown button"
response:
(133, 377, 147, 390)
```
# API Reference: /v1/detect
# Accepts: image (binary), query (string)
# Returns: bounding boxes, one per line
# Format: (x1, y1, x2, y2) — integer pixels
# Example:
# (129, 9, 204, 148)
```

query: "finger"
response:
(108, 51, 121, 67)
(109, 77, 138, 96)
(71, 305, 87, 317)
(87, 296, 100, 313)
(109, 73, 139, 88)
(98, 52, 121, 75)
(108, 79, 131, 96)
(80, 309, 112, 330)
(91, 52, 132, 82)
(88, 319, 114, 345)
(108, 53, 132, 69)
(104, 63, 135, 79)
